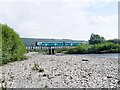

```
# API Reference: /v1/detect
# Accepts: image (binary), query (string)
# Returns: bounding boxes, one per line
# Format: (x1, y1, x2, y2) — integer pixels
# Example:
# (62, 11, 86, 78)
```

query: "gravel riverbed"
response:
(0, 52, 119, 88)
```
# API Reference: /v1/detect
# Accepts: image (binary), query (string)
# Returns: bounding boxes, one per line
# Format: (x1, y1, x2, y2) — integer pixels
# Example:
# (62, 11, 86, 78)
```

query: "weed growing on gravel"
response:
(1, 79, 7, 90)
(32, 61, 44, 73)
(32, 61, 39, 71)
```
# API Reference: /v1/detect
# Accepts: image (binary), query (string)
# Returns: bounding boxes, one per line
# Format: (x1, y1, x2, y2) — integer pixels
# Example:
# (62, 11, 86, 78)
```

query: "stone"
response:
(82, 58, 89, 61)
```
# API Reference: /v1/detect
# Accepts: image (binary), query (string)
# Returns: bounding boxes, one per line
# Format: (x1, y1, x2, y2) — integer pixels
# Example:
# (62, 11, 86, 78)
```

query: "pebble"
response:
(0, 53, 118, 88)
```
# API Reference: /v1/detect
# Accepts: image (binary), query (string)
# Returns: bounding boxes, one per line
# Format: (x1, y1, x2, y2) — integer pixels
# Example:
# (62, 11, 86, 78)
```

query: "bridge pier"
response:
(48, 47, 51, 55)
(48, 47, 55, 55)
(52, 48, 55, 54)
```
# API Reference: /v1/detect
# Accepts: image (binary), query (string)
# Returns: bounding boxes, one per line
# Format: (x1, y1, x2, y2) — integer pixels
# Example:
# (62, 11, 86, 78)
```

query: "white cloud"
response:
(0, 0, 118, 40)
(0, 0, 118, 3)
(87, 15, 118, 39)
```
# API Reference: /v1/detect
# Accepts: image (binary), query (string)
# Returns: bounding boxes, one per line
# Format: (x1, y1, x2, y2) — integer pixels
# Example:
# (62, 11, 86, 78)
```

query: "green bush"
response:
(66, 42, 120, 54)
(56, 48, 69, 53)
(1, 24, 26, 64)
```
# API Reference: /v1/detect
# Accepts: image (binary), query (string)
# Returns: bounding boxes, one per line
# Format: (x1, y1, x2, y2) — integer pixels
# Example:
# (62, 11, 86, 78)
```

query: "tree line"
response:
(66, 33, 120, 54)
(0, 24, 119, 64)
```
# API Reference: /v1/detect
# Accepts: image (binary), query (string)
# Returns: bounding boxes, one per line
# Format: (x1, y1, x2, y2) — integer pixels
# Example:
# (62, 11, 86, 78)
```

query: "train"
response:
(36, 42, 81, 47)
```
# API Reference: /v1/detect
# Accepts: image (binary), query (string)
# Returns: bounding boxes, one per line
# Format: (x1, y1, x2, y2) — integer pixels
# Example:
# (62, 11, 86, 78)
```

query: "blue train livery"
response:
(36, 42, 81, 47)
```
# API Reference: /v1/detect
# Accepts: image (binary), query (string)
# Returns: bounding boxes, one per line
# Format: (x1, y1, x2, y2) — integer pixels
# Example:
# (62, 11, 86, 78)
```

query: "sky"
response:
(0, 0, 118, 40)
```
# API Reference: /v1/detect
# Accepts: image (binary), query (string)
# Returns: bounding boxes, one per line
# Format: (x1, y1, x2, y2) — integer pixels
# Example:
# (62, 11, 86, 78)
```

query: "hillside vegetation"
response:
(1, 24, 26, 64)
(22, 38, 86, 47)
(66, 34, 120, 54)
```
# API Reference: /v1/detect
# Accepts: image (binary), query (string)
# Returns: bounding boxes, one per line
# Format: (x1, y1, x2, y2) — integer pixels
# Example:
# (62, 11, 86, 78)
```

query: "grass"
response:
(32, 61, 39, 71)
(32, 61, 44, 73)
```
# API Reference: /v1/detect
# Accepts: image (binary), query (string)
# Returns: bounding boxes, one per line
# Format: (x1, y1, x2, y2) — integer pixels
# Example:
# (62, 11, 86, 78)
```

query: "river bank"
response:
(0, 52, 119, 88)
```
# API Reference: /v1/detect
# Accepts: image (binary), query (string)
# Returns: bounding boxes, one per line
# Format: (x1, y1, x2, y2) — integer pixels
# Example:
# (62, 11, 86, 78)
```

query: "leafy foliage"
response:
(89, 33, 106, 44)
(66, 42, 120, 54)
(1, 24, 26, 64)
(107, 39, 120, 44)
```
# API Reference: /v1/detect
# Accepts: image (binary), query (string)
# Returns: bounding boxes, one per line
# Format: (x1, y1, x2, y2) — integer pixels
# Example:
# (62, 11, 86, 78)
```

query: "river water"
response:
(86, 53, 119, 59)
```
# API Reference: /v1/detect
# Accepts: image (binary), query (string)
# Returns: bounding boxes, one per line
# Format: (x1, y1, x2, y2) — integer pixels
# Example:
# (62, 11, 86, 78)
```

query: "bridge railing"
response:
(25, 42, 82, 54)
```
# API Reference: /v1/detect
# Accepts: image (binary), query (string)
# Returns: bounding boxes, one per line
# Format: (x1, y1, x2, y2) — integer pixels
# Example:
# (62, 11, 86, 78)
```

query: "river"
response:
(86, 53, 119, 59)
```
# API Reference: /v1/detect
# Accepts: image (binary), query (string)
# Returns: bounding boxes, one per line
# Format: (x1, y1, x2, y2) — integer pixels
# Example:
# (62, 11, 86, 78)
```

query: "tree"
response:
(107, 39, 120, 44)
(89, 33, 106, 44)
(1, 24, 26, 64)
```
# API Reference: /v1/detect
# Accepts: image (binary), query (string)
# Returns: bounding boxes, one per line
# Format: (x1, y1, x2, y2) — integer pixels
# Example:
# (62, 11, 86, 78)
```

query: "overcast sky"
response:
(0, 0, 118, 40)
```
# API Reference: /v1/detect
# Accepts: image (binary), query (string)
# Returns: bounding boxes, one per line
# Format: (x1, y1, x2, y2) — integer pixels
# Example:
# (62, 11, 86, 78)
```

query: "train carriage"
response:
(36, 42, 81, 47)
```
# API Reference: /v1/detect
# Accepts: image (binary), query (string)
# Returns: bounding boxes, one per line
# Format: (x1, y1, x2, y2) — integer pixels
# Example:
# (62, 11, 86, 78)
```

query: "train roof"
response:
(37, 42, 82, 43)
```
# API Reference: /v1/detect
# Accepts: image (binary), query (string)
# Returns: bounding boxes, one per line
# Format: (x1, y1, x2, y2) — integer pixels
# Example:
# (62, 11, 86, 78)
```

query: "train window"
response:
(63, 42, 65, 45)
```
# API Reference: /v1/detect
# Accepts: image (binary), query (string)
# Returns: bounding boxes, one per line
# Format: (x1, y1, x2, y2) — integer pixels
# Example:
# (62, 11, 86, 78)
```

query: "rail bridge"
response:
(23, 38, 87, 54)
(22, 38, 87, 54)
(34, 41, 84, 54)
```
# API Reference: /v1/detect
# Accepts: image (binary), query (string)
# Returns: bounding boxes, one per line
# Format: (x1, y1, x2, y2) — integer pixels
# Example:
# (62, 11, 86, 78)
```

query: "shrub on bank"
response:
(1, 24, 26, 64)
(66, 42, 120, 54)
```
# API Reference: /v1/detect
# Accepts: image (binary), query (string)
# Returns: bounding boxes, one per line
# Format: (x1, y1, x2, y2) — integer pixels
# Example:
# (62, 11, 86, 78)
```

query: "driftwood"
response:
(100, 50, 110, 53)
